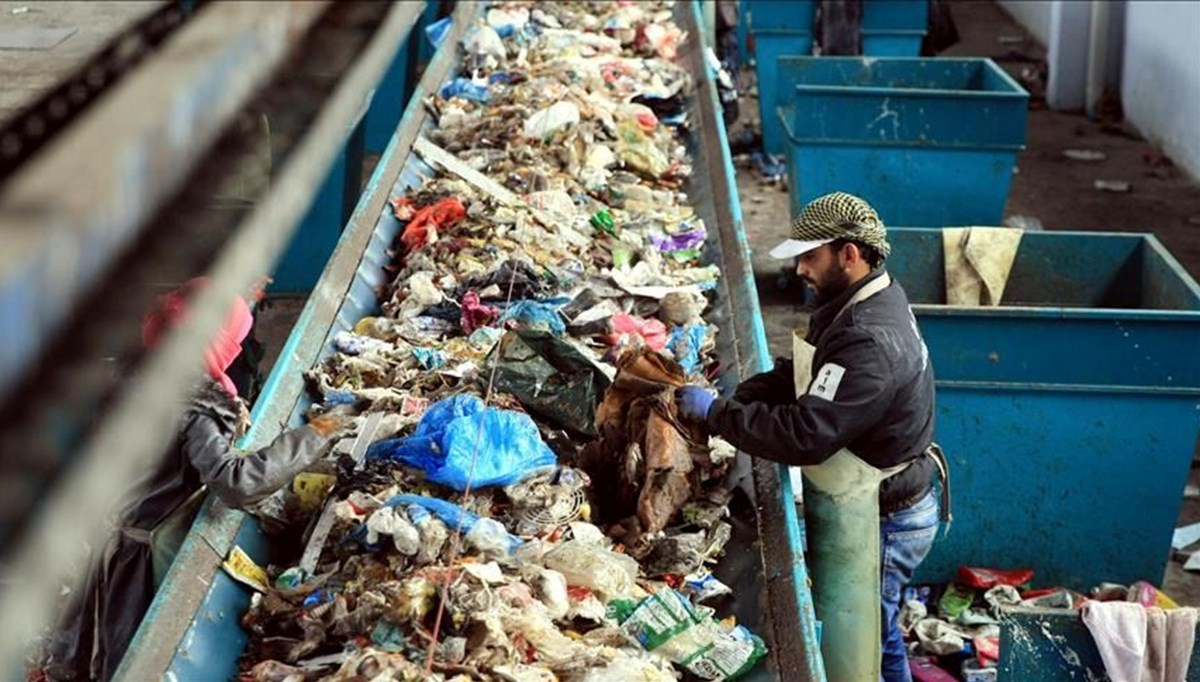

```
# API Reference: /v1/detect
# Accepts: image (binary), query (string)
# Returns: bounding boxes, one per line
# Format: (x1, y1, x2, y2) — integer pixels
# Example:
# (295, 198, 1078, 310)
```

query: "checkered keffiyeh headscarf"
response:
(791, 192, 891, 258)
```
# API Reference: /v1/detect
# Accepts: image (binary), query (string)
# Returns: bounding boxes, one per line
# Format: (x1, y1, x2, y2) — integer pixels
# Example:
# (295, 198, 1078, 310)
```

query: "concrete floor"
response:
(733, 1, 1200, 604)
(0, 1, 163, 124)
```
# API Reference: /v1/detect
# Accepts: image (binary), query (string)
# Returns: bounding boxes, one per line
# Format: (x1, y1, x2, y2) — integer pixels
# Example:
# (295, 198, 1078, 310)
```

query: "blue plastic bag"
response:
(367, 395, 557, 490)
(424, 16, 453, 50)
(498, 299, 565, 335)
(385, 494, 521, 551)
(438, 77, 490, 103)
(667, 323, 708, 376)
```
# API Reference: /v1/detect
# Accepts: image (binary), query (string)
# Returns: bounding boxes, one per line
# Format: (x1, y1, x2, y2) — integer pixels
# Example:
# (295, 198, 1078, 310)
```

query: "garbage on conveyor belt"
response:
(900, 566, 1198, 679)
(236, 3, 763, 680)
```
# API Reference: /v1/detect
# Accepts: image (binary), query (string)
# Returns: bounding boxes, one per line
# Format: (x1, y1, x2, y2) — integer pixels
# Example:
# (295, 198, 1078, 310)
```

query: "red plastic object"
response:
(460, 291, 498, 334)
(393, 197, 466, 253)
(909, 657, 958, 682)
(604, 313, 668, 350)
(975, 635, 1000, 665)
(958, 566, 1034, 589)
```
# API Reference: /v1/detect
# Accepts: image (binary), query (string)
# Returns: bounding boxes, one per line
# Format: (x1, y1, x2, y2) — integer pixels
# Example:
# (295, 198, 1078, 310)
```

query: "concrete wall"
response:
(1122, 1, 1200, 180)
(998, 0, 1052, 46)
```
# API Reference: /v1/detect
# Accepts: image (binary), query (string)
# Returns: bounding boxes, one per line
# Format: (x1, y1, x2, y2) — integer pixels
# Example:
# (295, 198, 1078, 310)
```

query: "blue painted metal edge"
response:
(775, 106, 1027, 153)
(935, 379, 1200, 396)
(690, 2, 826, 680)
(791, 85, 1027, 100)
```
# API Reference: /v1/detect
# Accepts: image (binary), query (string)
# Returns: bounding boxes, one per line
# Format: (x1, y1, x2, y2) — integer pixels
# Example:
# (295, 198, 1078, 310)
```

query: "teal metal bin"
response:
(777, 57, 1028, 226)
(883, 229, 1200, 589)
(862, 0, 928, 56)
(999, 608, 1200, 680)
(755, 29, 814, 156)
(746, 0, 816, 156)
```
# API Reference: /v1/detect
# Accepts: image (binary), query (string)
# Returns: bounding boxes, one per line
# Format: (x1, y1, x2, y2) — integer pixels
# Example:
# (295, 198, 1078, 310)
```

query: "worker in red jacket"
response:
(42, 279, 351, 682)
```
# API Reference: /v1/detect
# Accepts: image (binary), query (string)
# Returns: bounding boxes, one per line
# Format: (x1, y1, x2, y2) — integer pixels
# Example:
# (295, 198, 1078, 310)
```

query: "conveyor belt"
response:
(120, 3, 826, 680)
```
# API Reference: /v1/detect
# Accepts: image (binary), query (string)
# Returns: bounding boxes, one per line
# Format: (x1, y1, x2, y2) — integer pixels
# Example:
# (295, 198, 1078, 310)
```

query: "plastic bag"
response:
(385, 494, 521, 552)
(499, 300, 565, 335)
(529, 568, 570, 621)
(524, 101, 580, 140)
(364, 507, 420, 556)
(666, 323, 708, 376)
(617, 588, 767, 680)
(938, 583, 976, 620)
(406, 505, 448, 565)
(579, 650, 677, 682)
(542, 540, 639, 602)
(465, 517, 513, 559)
(366, 395, 557, 490)
(425, 16, 452, 50)
(489, 330, 611, 437)
(605, 314, 668, 351)
(957, 566, 1034, 589)
(439, 77, 489, 103)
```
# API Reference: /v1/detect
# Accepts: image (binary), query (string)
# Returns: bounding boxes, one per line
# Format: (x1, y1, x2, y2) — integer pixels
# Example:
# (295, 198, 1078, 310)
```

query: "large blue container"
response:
(755, 29, 814, 156)
(745, 0, 817, 33)
(883, 228, 1200, 589)
(862, 30, 925, 56)
(1000, 608, 1200, 680)
(777, 57, 1028, 226)
(750, 0, 925, 153)
(862, 0, 928, 56)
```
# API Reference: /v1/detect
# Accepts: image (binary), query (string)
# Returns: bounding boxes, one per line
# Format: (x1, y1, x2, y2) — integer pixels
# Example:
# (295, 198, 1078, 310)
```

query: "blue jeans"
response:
(880, 491, 939, 682)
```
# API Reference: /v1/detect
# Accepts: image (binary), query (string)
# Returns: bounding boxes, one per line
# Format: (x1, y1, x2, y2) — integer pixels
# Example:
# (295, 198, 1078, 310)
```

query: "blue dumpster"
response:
(777, 57, 1028, 226)
(999, 607, 1200, 680)
(862, 0, 928, 56)
(746, 0, 816, 156)
(745, 0, 817, 33)
(755, 29, 815, 156)
(882, 228, 1200, 589)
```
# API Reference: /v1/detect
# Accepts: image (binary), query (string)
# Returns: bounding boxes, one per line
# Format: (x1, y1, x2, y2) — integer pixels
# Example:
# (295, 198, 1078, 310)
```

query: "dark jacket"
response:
(48, 380, 331, 682)
(706, 268, 936, 512)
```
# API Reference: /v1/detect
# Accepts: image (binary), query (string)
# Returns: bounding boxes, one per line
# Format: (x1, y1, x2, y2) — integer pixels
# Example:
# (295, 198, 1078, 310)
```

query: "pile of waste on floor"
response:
(905, 567, 1194, 681)
(230, 3, 766, 681)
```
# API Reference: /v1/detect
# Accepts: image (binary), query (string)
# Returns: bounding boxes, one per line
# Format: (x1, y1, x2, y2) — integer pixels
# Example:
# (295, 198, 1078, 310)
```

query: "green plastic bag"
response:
(618, 588, 767, 681)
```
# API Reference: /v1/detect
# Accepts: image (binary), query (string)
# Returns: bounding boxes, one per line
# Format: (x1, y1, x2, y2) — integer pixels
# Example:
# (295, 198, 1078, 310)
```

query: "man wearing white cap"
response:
(678, 192, 949, 682)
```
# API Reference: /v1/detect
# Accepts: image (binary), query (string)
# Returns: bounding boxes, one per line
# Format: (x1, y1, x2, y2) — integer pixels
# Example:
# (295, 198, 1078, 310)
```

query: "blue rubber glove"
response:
(677, 386, 716, 422)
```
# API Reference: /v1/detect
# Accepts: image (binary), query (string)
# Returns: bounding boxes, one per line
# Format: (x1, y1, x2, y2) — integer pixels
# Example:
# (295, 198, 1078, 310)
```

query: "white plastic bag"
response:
(542, 540, 638, 601)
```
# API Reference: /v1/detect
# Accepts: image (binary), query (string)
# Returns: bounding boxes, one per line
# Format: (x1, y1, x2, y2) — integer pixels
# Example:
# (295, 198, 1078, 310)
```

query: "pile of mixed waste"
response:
(232, 3, 765, 681)
(903, 567, 1193, 681)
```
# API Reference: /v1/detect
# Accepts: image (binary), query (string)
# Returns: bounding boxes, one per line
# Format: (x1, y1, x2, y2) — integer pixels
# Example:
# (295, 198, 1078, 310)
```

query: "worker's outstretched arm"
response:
(730, 357, 796, 405)
(705, 328, 895, 466)
(182, 414, 343, 508)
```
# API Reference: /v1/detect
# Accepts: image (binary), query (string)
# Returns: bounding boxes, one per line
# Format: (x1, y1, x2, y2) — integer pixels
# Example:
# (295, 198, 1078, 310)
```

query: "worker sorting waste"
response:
(212, 3, 765, 681)
(676, 192, 951, 682)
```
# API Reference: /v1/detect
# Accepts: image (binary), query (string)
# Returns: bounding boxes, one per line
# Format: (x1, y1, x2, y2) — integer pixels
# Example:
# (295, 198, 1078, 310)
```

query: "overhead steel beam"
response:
(0, 1, 330, 404)
(0, 1, 424, 674)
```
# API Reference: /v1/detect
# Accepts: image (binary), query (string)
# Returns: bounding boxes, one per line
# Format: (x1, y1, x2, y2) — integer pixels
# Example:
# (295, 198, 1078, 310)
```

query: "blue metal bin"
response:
(862, 30, 926, 56)
(755, 29, 815, 156)
(746, 1, 816, 157)
(882, 228, 1200, 589)
(745, 0, 817, 33)
(862, 0, 928, 56)
(999, 608, 1200, 680)
(777, 57, 1028, 225)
